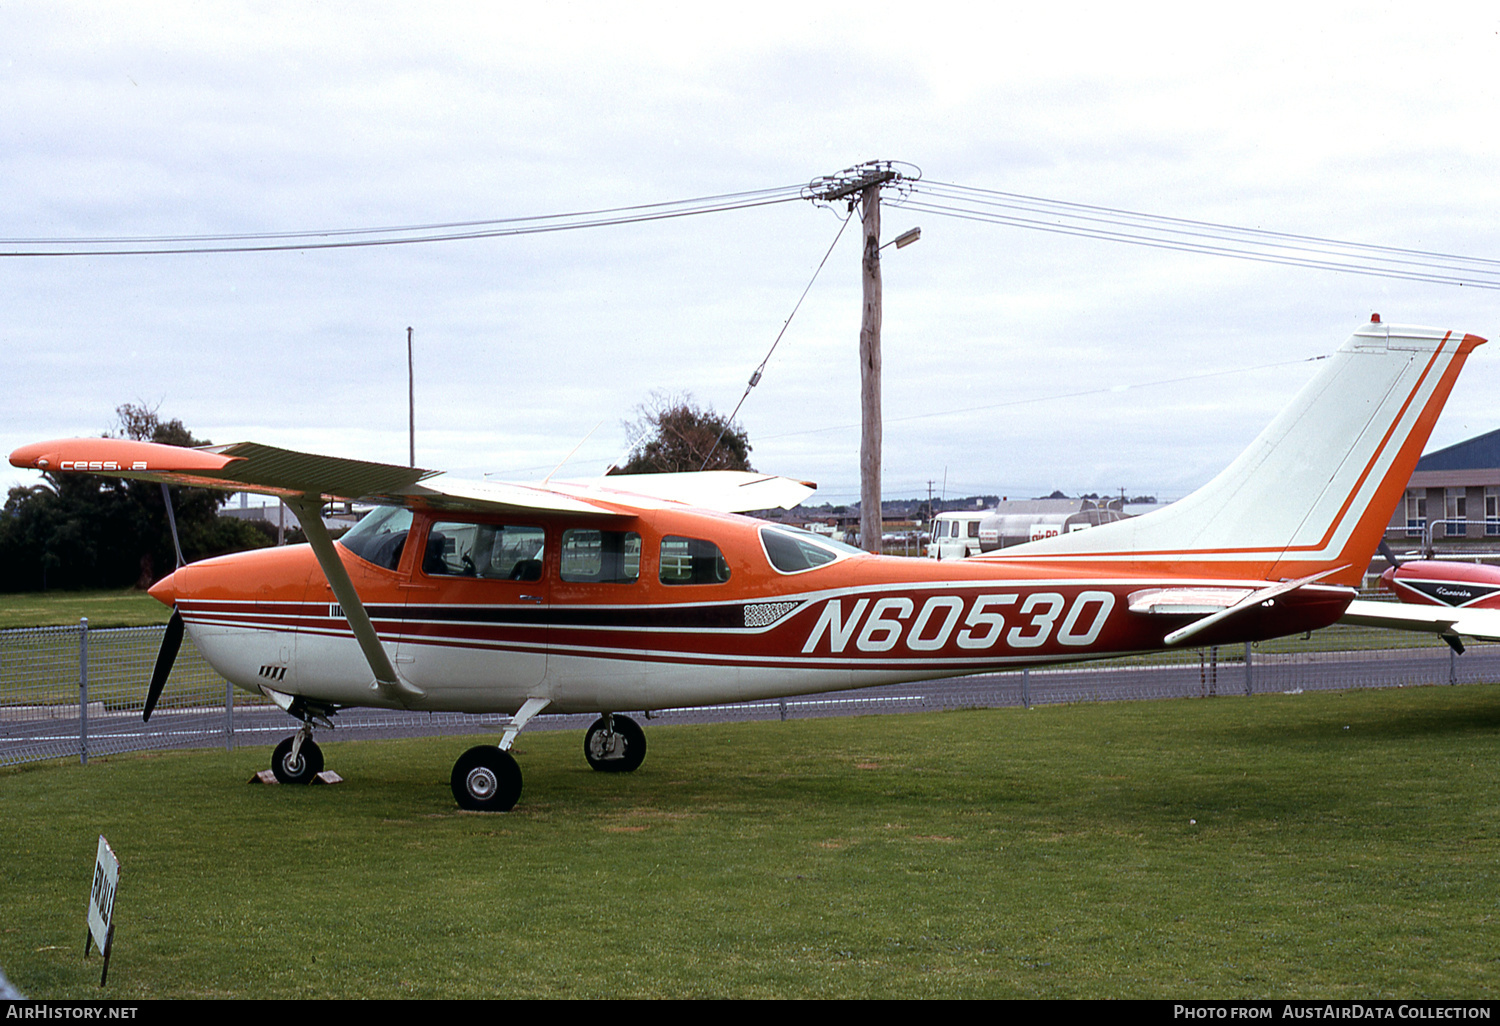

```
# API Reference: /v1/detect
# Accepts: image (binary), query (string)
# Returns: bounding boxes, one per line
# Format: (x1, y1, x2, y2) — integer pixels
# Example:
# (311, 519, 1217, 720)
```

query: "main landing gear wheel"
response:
(271, 736, 324, 785)
(584, 714, 646, 773)
(451, 746, 523, 811)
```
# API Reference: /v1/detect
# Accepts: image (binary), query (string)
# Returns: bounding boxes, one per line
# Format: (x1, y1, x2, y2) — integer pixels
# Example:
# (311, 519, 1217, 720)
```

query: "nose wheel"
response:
(584, 713, 646, 773)
(271, 734, 324, 785)
(451, 746, 523, 811)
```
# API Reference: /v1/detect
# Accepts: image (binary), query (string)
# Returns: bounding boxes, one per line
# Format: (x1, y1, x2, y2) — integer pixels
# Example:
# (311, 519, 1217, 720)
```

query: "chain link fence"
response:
(3, 617, 1492, 768)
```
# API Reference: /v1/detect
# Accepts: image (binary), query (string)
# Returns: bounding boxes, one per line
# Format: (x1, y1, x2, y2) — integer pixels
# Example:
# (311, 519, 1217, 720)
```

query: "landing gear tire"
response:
(271, 737, 323, 785)
(451, 746, 523, 811)
(584, 714, 646, 773)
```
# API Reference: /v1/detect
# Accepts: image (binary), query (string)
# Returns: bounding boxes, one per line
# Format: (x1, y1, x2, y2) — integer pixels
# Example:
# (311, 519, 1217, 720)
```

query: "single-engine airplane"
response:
(9, 317, 1488, 811)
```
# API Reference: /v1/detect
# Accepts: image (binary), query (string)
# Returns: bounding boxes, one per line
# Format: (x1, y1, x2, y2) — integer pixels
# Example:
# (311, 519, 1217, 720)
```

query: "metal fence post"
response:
(1244, 641, 1253, 696)
(1022, 668, 1030, 709)
(78, 617, 88, 766)
(226, 679, 235, 750)
(1450, 645, 1457, 686)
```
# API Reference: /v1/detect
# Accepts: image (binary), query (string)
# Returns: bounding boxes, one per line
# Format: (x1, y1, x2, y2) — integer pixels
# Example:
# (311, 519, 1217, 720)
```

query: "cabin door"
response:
(396, 519, 548, 711)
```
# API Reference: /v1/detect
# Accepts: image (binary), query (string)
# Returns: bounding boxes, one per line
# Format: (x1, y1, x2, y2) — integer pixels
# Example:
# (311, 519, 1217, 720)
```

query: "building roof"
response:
(1415, 428, 1500, 473)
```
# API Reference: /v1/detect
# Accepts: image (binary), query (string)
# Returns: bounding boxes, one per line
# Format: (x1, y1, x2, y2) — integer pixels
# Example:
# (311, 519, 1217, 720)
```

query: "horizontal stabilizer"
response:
(1340, 599, 1500, 642)
(1161, 569, 1347, 646)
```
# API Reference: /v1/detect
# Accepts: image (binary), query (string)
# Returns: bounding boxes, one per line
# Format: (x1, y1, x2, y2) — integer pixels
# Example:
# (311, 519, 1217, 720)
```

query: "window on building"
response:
(1405, 489, 1427, 538)
(1487, 488, 1499, 536)
(1444, 488, 1468, 538)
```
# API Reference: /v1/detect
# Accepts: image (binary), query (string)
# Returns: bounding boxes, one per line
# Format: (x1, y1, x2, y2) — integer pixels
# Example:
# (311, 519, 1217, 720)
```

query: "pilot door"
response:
(396, 517, 549, 711)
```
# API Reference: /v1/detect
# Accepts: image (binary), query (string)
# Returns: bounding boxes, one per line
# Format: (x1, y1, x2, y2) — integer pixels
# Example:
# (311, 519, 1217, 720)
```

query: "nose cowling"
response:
(149, 569, 178, 607)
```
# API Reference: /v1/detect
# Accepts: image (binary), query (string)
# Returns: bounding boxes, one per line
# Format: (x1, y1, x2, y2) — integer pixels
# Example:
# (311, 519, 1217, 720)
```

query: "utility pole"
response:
(407, 326, 415, 468)
(806, 161, 916, 553)
(858, 183, 884, 553)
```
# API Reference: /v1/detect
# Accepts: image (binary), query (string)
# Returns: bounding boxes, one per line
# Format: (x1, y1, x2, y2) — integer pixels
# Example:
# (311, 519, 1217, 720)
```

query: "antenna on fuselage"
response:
(543, 420, 604, 485)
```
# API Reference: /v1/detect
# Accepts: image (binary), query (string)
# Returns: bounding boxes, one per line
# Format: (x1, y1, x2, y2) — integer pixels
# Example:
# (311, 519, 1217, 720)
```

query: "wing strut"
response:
(287, 496, 423, 705)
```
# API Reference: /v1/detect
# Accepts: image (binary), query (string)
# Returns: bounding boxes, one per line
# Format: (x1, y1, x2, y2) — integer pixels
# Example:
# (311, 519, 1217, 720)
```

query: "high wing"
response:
(9, 436, 816, 711)
(552, 470, 818, 514)
(6, 438, 816, 516)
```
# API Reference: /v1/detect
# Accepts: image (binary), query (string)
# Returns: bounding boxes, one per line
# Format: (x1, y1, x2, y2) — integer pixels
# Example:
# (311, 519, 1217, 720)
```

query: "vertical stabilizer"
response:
(983, 319, 1485, 585)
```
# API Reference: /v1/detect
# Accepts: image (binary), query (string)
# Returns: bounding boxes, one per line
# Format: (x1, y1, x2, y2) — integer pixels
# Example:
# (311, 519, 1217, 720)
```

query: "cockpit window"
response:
(339, 506, 414, 571)
(425, 522, 545, 581)
(759, 526, 862, 574)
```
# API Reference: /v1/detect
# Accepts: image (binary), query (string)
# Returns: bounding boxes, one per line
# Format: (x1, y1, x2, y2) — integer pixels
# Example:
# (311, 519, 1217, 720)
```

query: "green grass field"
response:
(3, 685, 1497, 999)
(0, 589, 170, 630)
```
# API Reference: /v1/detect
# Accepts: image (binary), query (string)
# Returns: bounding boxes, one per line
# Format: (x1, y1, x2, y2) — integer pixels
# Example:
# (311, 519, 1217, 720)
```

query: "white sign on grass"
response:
(86, 834, 120, 983)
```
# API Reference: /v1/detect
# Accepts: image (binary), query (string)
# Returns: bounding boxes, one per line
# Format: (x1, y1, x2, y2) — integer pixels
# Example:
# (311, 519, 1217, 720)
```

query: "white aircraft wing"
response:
(8, 438, 814, 517)
(1340, 599, 1500, 642)
(555, 470, 816, 513)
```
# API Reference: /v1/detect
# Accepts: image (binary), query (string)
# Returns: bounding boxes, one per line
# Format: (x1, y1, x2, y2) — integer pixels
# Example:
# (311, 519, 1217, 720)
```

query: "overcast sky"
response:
(5, 2, 1500, 509)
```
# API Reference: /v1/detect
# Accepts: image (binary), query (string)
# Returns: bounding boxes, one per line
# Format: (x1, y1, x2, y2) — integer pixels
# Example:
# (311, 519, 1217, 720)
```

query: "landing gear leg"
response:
(449, 697, 549, 812)
(271, 723, 324, 785)
(584, 713, 646, 773)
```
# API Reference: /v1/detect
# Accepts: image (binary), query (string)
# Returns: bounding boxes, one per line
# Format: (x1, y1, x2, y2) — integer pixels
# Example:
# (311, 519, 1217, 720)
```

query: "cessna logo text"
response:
(58, 461, 149, 471)
(801, 591, 1115, 654)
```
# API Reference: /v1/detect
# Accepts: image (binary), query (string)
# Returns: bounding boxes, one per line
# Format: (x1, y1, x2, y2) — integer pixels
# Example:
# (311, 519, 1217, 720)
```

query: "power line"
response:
(900, 181, 1500, 289)
(5, 172, 1495, 290)
(0, 185, 805, 256)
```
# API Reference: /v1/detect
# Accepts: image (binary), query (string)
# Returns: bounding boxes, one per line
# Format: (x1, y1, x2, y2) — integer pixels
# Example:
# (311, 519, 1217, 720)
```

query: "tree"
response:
(0, 404, 270, 591)
(612, 392, 753, 475)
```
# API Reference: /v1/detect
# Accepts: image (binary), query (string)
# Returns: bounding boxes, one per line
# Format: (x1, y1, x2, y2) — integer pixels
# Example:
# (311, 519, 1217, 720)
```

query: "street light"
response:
(882, 226, 922, 251)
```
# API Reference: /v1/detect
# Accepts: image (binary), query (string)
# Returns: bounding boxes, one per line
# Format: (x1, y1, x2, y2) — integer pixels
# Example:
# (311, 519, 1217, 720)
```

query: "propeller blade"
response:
(144, 610, 184, 723)
(1378, 540, 1401, 572)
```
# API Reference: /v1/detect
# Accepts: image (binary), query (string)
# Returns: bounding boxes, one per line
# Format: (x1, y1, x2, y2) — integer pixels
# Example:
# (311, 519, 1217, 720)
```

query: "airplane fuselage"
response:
(155, 505, 1352, 716)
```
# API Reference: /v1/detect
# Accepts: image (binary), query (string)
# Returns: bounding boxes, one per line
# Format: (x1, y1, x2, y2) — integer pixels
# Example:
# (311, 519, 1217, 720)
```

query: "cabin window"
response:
(660, 536, 730, 585)
(339, 506, 414, 571)
(560, 529, 641, 583)
(759, 526, 861, 574)
(424, 522, 545, 581)
(967, 521, 980, 538)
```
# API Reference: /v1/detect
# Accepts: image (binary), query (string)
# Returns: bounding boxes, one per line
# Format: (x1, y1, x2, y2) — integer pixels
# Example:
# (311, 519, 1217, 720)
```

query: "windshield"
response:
(338, 506, 414, 570)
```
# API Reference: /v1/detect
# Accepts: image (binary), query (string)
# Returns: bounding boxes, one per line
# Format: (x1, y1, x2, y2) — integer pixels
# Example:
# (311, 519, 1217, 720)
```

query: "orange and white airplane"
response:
(9, 317, 1487, 811)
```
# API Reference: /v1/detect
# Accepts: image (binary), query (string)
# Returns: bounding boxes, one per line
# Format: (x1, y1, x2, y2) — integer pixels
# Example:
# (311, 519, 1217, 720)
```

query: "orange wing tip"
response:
(8, 438, 243, 473)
